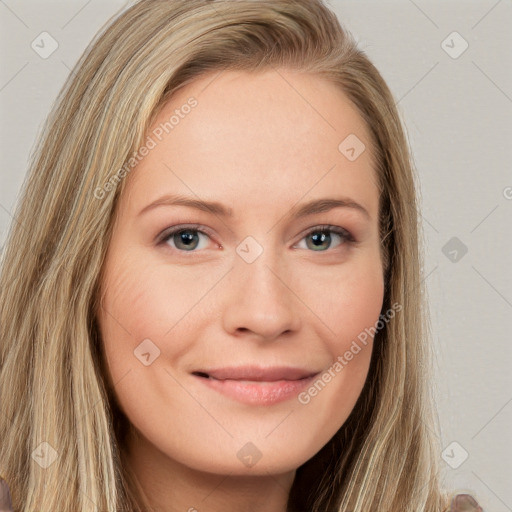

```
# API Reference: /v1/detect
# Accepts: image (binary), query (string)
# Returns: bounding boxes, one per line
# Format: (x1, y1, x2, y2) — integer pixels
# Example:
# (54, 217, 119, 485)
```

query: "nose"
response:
(221, 248, 301, 341)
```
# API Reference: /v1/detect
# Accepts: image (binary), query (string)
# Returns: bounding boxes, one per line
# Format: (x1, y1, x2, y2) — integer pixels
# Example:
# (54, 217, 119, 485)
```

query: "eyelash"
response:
(158, 224, 356, 253)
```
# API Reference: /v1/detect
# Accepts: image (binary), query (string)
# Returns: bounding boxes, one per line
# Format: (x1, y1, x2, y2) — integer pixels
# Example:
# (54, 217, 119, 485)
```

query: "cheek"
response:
(292, 259, 384, 445)
(302, 250, 385, 348)
(99, 251, 182, 341)
(297, 253, 384, 402)
(97, 250, 208, 385)
(97, 254, 165, 377)
(334, 266, 384, 344)
(97, 254, 188, 430)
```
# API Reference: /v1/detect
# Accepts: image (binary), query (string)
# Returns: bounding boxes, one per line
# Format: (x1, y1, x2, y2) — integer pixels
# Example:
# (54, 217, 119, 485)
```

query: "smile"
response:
(191, 366, 320, 405)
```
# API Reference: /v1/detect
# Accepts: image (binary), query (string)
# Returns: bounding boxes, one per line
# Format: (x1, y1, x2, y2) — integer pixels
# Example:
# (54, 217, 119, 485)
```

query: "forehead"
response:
(123, 69, 379, 220)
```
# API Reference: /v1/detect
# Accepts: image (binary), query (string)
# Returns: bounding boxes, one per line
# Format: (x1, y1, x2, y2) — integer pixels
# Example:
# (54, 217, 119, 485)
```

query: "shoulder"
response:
(0, 476, 13, 511)
(450, 493, 483, 511)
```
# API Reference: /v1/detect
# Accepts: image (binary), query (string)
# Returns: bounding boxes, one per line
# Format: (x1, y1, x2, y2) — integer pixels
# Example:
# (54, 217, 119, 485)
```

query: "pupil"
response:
(176, 230, 198, 250)
(309, 231, 330, 251)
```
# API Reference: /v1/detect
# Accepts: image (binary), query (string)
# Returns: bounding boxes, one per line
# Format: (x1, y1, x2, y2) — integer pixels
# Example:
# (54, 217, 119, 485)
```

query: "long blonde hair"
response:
(1, 0, 453, 510)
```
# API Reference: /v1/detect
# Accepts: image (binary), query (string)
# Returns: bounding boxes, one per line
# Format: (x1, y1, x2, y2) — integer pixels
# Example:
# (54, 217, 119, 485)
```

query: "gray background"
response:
(1, 1, 511, 510)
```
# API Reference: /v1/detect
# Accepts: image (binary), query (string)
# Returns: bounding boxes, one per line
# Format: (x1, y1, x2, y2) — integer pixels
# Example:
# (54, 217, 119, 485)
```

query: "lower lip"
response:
(192, 374, 318, 405)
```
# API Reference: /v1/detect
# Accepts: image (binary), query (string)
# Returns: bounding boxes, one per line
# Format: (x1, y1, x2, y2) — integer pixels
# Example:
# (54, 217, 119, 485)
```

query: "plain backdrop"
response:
(1, 1, 511, 510)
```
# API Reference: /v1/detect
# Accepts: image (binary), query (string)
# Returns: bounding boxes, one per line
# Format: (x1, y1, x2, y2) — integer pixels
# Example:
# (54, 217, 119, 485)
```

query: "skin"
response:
(97, 69, 385, 512)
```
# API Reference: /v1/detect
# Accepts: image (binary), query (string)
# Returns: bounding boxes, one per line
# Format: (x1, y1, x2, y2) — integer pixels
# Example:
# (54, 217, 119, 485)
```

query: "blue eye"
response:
(297, 225, 354, 251)
(159, 224, 355, 253)
(160, 224, 211, 251)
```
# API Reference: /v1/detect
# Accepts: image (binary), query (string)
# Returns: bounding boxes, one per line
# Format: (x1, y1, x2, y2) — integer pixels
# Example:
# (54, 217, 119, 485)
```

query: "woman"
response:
(0, 0, 483, 510)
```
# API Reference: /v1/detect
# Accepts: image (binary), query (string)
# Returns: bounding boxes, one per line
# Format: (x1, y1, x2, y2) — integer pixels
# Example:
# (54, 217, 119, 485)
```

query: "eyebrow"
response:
(138, 194, 371, 220)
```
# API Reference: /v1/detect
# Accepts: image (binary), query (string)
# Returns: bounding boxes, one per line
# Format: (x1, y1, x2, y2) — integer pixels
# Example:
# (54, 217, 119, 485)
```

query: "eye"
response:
(294, 225, 355, 252)
(158, 223, 355, 254)
(159, 224, 214, 252)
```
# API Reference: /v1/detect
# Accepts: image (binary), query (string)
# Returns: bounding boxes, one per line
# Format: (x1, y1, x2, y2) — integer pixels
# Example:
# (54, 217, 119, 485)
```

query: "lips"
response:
(191, 365, 321, 405)
(191, 365, 318, 382)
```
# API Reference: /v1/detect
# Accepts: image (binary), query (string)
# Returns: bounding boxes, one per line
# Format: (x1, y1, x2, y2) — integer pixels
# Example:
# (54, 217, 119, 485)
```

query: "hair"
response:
(0, 0, 460, 510)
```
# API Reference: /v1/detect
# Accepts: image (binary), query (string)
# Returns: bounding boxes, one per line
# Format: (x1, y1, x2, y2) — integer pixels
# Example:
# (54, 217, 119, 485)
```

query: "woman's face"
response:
(97, 69, 385, 477)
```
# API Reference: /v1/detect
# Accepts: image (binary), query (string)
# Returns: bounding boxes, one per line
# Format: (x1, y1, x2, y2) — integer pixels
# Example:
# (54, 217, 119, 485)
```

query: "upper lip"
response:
(192, 365, 320, 381)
